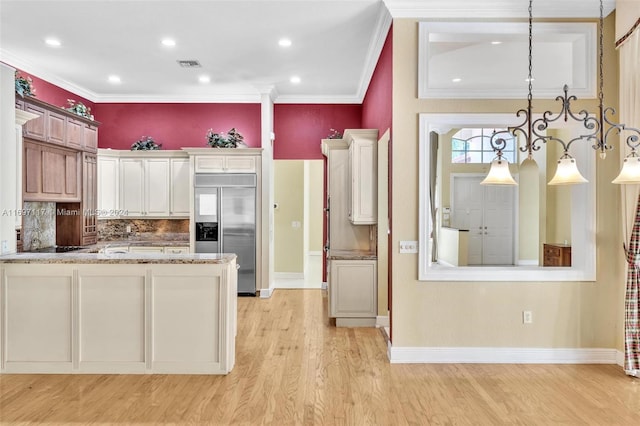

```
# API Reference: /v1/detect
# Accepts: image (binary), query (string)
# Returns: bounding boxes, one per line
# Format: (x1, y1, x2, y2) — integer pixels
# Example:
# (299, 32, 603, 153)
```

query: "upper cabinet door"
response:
(23, 103, 46, 141)
(120, 159, 145, 216)
(170, 158, 190, 217)
(347, 130, 378, 225)
(46, 111, 66, 146)
(145, 159, 170, 216)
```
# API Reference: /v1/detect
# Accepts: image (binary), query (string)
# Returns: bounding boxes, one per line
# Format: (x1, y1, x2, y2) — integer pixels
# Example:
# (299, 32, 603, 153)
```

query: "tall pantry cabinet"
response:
(322, 129, 378, 327)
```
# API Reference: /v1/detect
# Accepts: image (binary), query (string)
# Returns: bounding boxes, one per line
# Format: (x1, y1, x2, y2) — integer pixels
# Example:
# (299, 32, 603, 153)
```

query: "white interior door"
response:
(451, 175, 514, 266)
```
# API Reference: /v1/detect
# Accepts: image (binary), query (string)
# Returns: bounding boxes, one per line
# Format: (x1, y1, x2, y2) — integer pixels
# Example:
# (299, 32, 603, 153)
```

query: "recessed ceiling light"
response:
(452, 78, 462, 83)
(45, 38, 61, 47)
(290, 76, 301, 84)
(198, 75, 211, 84)
(491, 41, 502, 45)
(162, 38, 176, 47)
(108, 75, 121, 84)
(278, 38, 292, 47)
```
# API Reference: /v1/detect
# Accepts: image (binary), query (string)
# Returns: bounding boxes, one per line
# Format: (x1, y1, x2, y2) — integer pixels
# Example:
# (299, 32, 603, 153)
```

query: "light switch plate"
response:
(399, 240, 418, 254)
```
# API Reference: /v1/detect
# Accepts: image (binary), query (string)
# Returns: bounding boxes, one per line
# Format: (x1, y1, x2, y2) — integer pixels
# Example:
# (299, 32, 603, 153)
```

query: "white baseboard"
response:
(321, 281, 327, 290)
(273, 272, 304, 280)
(259, 287, 274, 298)
(376, 315, 390, 328)
(516, 260, 539, 266)
(387, 345, 619, 364)
(617, 350, 624, 366)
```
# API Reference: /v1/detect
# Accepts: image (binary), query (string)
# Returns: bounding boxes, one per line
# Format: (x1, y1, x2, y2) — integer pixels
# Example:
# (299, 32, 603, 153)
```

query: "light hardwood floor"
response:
(1, 289, 640, 425)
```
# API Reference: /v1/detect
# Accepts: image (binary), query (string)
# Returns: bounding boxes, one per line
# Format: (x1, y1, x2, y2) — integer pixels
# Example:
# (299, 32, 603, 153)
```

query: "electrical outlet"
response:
(126, 225, 132, 233)
(523, 310, 533, 324)
(1, 240, 8, 254)
(399, 240, 418, 254)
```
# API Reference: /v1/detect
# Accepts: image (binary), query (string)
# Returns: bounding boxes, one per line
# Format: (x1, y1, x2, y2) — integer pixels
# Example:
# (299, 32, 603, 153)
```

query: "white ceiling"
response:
(0, 0, 615, 104)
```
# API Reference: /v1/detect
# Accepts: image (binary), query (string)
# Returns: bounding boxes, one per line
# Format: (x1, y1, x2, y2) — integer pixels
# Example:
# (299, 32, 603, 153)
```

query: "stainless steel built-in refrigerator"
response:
(194, 173, 256, 296)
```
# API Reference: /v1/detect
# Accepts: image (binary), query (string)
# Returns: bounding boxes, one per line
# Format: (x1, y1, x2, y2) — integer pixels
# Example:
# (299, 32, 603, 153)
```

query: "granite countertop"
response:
(0, 252, 236, 265)
(328, 249, 377, 260)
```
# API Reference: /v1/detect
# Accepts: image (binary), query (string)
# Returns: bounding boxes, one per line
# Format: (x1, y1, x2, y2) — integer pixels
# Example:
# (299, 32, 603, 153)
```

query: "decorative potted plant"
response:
(15, 72, 36, 97)
(206, 127, 246, 148)
(65, 99, 93, 120)
(327, 128, 343, 139)
(131, 136, 162, 151)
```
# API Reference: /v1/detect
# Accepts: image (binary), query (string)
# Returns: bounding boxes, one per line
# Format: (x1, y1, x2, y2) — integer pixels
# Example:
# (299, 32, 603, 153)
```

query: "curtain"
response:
(429, 132, 439, 262)
(619, 26, 640, 378)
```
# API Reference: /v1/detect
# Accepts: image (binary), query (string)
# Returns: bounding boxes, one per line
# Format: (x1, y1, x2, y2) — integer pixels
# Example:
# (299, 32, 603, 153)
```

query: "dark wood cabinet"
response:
(18, 98, 99, 152)
(84, 124, 98, 152)
(543, 243, 571, 267)
(23, 102, 46, 140)
(46, 110, 66, 145)
(23, 140, 81, 202)
(81, 152, 98, 245)
(66, 117, 84, 150)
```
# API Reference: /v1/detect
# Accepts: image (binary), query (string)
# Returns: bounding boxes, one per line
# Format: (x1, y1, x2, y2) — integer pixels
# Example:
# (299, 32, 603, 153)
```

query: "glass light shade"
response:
(612, 156, 640, 184)
(480, 159, 517, 185)
(548, 157, 588, 185)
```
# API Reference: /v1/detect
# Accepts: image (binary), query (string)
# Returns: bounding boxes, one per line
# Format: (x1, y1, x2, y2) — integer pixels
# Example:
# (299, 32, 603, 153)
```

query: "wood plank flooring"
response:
(1, 289, 640, 425)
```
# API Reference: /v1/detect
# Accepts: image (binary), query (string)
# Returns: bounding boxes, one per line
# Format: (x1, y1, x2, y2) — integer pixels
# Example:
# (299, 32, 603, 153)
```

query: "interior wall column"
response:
(260, 88, 276, 297)
(0, 63, 18, 254)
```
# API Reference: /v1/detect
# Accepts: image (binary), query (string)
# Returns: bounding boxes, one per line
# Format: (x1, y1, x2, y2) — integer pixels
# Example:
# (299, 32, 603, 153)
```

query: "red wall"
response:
(273, 104, 362, 160)
(362, 26, 392, 135)
(93, 103, 261, 150)
(13, 68, 95, 112)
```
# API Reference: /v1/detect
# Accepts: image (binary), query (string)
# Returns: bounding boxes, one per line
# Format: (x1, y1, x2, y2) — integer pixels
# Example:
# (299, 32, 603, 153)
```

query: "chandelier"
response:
(481, 0, 640, 186)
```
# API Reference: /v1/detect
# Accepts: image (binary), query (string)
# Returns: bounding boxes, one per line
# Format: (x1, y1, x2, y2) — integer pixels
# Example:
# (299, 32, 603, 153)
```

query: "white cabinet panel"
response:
(120, 158, 170, 217)
(153, 276, 219, 363)
(97, 155, 119, 217)
(145, 159, 170, 216)
(129, 246, 164, 253)
(347, 130, 378, 225)
(195, 155, 256, 173)
(329, 259, 377, 319)
(120, 158, 145, 216)
(79, 276, 145, 363)
(5, 275, 72, 368)
(170, 158, 190, 216)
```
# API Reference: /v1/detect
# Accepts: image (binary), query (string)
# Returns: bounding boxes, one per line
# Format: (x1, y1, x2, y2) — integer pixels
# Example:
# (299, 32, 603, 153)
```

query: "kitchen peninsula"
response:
(0, 251, 237, 375)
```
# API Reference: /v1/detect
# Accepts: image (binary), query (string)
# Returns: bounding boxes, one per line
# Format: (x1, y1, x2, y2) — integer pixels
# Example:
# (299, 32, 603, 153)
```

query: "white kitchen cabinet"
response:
(98, 150, 191, 219)
(346, 130, 378, 225)
(170, 158, 190, 217)
(128, 246, 165, 253)
(329, 259, 377, 326)
(97, 154, 119, 218)
(163, 246, 190, 254)
(195, 154, 257, 173)
(119, 158, 170, 217)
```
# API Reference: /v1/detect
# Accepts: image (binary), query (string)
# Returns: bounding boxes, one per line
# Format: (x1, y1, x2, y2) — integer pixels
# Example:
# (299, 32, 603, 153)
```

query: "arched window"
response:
(451, 128, 516, 164)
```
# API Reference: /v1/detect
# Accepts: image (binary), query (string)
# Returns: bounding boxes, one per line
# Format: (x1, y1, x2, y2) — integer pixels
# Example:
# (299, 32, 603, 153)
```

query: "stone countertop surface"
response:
(328, 249, 377, 260)
(0, 252, 236, 265)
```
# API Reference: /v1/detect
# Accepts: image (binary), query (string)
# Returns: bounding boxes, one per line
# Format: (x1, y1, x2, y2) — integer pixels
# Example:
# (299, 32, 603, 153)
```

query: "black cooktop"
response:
(30, 246, 86, 253)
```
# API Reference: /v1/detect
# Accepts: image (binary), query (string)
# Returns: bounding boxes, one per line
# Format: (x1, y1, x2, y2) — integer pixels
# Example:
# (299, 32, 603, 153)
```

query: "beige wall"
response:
(391, 14, 624, 350)
(306, 160, 324, 253)
(274, 159, 324, 273)
(274, 160, 305, 273)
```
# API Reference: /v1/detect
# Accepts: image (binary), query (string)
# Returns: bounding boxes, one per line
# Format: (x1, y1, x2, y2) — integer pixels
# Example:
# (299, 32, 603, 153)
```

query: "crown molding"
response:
(355, 4, 393, 103)
(1, 49, 99, 102)
(273, 94, 362, 104)
(93, 93, 262, 103)
(383, 0, 616, 19)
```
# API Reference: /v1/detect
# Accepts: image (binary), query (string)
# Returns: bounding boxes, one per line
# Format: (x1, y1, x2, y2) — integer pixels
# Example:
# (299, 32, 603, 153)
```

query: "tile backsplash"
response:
(98, 219, 189, 242)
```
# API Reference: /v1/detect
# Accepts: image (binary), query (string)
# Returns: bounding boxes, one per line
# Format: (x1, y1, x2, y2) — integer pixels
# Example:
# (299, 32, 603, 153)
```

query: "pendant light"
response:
(481, 157, 518, 185)
(548, 154, 588, 185)
(613, 154, 640, 184)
